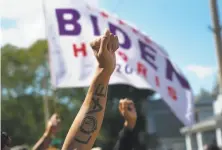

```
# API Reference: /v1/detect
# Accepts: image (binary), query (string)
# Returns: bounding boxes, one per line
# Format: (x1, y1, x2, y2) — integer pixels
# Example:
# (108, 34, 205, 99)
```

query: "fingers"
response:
(105, 28, 110, 36)
(119, 98, 134, 105)
(56, 115, 61, 124)
(50, 113, 61, 126)
(108, 33, 114, 51)
(90, 37, 101, 51)
(128, 103, 136, 113)
(123, 101, 129, 112)
(119, 98, 135, 113)
(108, 34, 119, 52)
(99, 29, 110, 54)
(90, 29, 119, 55)
(113, 35, 119, 52)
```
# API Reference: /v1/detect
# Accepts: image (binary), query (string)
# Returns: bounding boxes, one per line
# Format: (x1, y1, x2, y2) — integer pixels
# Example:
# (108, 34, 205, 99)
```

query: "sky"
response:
(1, 0, 222, 95)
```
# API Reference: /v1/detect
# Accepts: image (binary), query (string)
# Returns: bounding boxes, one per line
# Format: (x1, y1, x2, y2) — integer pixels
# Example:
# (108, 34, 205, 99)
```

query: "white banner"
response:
(44, 0, 194, 126)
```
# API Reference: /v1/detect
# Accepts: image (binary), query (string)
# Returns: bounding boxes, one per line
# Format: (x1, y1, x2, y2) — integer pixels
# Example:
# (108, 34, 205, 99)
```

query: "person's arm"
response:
(32, 132, 52, 150)
(113, 126, 136, 150)
(62, 29, 119, 150)
(113, 98, 137, 150)
(32, 113, 61, 150)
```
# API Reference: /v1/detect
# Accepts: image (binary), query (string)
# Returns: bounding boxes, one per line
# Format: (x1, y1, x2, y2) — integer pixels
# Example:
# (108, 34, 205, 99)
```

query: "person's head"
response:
(1, 132, 11, 150)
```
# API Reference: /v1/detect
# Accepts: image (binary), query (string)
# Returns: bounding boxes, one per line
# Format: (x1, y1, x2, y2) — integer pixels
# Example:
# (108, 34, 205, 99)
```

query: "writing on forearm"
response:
(74, 116, 97, 144)
(74, 84, 108, 144)
(94, 84, 108, 97)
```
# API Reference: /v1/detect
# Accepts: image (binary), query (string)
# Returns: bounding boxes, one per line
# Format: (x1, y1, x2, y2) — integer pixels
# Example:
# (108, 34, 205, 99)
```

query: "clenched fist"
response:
(90, 29, 119, 76)
(45, 113, 61, 136)
(119, 98, 137, 129)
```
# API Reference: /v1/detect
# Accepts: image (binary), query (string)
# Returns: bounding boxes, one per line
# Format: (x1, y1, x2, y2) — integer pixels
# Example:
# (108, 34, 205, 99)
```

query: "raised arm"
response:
(32, 113, 61, 150)
(113, 98, 137, 150)
(62, 29, 119, 150)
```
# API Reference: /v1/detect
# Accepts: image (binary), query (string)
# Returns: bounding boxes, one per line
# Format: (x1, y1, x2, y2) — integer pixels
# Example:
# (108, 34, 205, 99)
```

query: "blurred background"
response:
(1, 0, 222, 150)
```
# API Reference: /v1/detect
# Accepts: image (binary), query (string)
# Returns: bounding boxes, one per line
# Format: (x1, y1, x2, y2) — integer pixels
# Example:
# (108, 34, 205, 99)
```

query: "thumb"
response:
(99, 29, 110, 54)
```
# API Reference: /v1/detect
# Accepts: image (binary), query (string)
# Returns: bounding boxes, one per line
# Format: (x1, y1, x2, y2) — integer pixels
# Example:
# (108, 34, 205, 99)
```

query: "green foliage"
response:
(1, 95, 45, 145)
(195, 88, 214, 102)
(212, 78, 220, 99)
(1, 41, 153, 149)
(1, 41, 77, 147)
(195, 78, 220, 102)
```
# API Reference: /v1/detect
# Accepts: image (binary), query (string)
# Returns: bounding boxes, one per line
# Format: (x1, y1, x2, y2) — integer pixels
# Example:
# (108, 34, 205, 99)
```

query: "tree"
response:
(1, 41, 47, 97)
(1, 41, 78, 147)
(195, 88, 214, 102)
(1, 95, 44, 145)
(212, 77, 220, 99)
(195, 77, 220, 102)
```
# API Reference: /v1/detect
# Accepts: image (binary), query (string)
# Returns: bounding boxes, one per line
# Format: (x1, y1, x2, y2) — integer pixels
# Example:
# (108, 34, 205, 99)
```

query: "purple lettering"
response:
(90, 15, 100, 36)
(166, 59, 190, 89)
(55, 9, 81, 36)
(108, 23, 131, 49)
(138, 40, 157, 70)
(116, 64, 121, 73)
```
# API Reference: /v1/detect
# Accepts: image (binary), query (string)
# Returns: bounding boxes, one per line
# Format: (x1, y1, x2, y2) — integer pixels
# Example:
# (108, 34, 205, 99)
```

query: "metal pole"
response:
(209, 0, 222, 93)
(43, 96, 50, 126)
(42, 54, 51, 126)
(42, 73, 50, 126)
(42, 0, 51, 126)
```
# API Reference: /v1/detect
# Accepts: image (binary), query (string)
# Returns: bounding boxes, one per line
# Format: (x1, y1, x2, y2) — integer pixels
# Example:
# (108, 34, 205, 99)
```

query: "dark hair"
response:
(1, 132, 11, 149)
(208, 144, 220, 150)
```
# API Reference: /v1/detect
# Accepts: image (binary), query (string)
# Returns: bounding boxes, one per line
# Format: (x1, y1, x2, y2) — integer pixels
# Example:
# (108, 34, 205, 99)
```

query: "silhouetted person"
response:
(113, 98, 138, 150)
